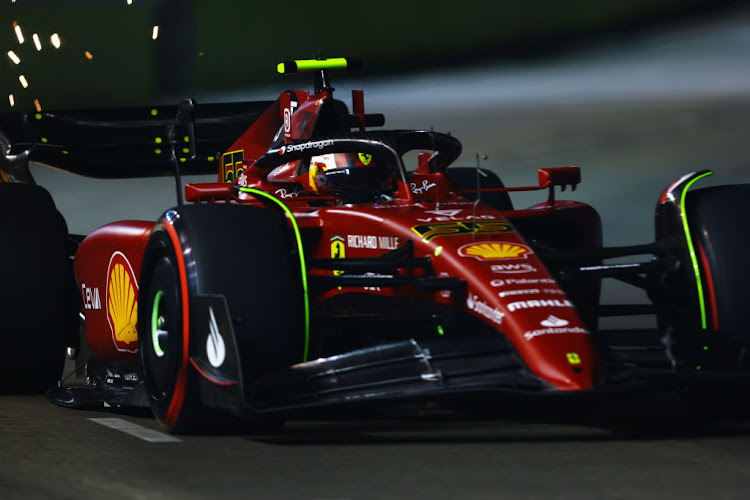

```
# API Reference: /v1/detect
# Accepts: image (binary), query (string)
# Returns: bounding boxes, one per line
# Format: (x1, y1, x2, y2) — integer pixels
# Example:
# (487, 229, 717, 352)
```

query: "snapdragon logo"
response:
(279, 139, 335, 155)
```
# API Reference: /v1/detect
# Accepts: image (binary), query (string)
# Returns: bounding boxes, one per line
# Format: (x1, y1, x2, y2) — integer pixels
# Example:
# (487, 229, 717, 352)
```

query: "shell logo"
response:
(106, 251, 139, 353)
(459, 242, 532, 261)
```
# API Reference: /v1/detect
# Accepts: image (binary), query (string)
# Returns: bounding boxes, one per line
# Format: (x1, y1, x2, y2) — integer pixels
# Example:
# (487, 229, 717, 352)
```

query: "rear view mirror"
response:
(538, 166, 580, 191)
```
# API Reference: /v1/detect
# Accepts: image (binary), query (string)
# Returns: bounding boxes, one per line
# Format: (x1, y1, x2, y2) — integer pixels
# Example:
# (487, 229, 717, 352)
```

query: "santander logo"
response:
(541, 315, 569, 327)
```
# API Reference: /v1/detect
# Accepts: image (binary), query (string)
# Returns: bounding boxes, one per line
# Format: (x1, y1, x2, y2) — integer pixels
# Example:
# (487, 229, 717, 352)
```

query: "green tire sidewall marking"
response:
(238, 187, 311, 362)
(151, 289, 166, 358)
(679, 171, 713, 330)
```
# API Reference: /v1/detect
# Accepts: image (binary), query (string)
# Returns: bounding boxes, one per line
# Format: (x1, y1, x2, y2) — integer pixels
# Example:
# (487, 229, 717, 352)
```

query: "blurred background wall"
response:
(0, 0, 742, 111)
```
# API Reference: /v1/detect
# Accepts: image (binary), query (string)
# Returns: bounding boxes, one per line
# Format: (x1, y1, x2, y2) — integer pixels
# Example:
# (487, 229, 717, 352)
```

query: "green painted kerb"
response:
(151, 290, 165, 357)
(239, 187, 311, 362)
(679, 171, 713, 330)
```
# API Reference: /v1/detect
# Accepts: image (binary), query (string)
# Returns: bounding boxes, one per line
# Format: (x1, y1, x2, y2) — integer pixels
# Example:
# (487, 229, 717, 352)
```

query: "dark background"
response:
(0, 0, 743, 111)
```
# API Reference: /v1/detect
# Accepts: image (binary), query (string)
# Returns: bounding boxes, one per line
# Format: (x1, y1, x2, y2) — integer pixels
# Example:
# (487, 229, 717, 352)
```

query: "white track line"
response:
(89, 417, 181, 442)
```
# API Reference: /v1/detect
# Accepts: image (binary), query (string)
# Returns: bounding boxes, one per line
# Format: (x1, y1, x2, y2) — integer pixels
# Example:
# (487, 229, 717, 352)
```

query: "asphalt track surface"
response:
(4, 6, 750, 499)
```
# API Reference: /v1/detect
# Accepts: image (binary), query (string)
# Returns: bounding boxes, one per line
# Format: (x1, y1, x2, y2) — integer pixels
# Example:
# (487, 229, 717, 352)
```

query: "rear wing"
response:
(0, 100, 273, 178)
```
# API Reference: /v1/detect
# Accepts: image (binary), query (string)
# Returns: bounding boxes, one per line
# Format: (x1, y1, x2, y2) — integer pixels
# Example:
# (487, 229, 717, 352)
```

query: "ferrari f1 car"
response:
(1, 58, 749, 432)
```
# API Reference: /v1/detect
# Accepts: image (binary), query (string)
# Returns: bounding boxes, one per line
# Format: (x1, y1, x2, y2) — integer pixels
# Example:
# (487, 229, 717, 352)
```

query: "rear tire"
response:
(138, 204, 304, 433)
(0, 183, 76, 393)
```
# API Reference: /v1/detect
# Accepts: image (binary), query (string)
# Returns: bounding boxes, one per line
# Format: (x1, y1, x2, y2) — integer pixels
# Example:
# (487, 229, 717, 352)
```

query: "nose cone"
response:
(510, 313, 599, 391)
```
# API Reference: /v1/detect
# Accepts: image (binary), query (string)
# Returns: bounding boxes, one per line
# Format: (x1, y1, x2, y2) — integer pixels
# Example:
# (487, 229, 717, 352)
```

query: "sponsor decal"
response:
(524, 326, 589, 341)
(507, 299, 573, 312)
(466, 294, 504, 325)
(347, 234, 400, 250)
(82, 284, 102, 310)
(274, 187, 299, 199)
(542, 288, 566, 295)
(106, 252, 139, 352)
(237, 172, 248, 187)
(498, 288, 539, 298)
(283, 107, 292, 134)
(491, 263, 537, 274)
(425, 209, 462, 217)
(566, 352, 582, 365)
(104, 368, 139, 385)
(415, 214, 496, 223)
(207, 306, 226, 368)
(541, 315, 569, 327)
(411, 179, 438, 195)
(411, 221, 511, 242)
(490, 277, 556, 287)
(460, 242, 532, 261)
(279, 139, 334, 155)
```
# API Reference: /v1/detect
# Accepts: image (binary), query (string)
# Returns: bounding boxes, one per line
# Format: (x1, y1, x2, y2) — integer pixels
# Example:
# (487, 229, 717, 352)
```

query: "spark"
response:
(50, 33, 61, 49)
(13, 22, 24, 44)
(34, 99, 41, 112)
(8, 95, 15, 107)
(7, 51, 20, 65)
(152, 25, 159, 40)
(32, 33, 41, 51)
(84, 51, 93, 60)
(18, 75, 28, 88)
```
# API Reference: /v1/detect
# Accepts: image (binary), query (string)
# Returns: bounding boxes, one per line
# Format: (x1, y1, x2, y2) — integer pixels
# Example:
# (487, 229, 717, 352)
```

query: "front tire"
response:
(686, 184, 750, 340)
(138, 204, 304, 433)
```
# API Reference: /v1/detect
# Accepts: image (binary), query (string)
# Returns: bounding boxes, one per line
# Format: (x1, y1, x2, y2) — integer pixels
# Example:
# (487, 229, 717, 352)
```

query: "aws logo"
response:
(459, 242, 532, 261)
(106, 252, 139, 353)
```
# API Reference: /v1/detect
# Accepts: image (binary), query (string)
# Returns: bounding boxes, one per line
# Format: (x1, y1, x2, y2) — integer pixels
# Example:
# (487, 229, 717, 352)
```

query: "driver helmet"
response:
(309, 152, 393, 196)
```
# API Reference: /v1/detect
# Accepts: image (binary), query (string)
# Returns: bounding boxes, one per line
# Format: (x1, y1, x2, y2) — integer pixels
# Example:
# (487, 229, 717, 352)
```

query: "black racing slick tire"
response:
(138, 204, 304, 433)
(0, 183, 76, 393)
(445, 167, 513, 212)
(685, 184, 750, 341)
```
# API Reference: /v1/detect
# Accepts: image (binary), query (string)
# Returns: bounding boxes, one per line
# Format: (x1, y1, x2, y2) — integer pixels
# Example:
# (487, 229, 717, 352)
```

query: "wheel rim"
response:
(151, 290, 167, 358)
(142, 255, 181, 409)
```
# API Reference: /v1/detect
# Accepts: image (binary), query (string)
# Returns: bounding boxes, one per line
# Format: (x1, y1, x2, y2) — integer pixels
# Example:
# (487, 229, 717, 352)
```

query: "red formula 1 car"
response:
(1, 58, 749, 432)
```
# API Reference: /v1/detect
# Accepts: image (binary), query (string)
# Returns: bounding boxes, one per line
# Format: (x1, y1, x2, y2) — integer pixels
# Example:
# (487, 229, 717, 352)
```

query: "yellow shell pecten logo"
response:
(106, 252, 139, 352)
(459, 242, 532, 261)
